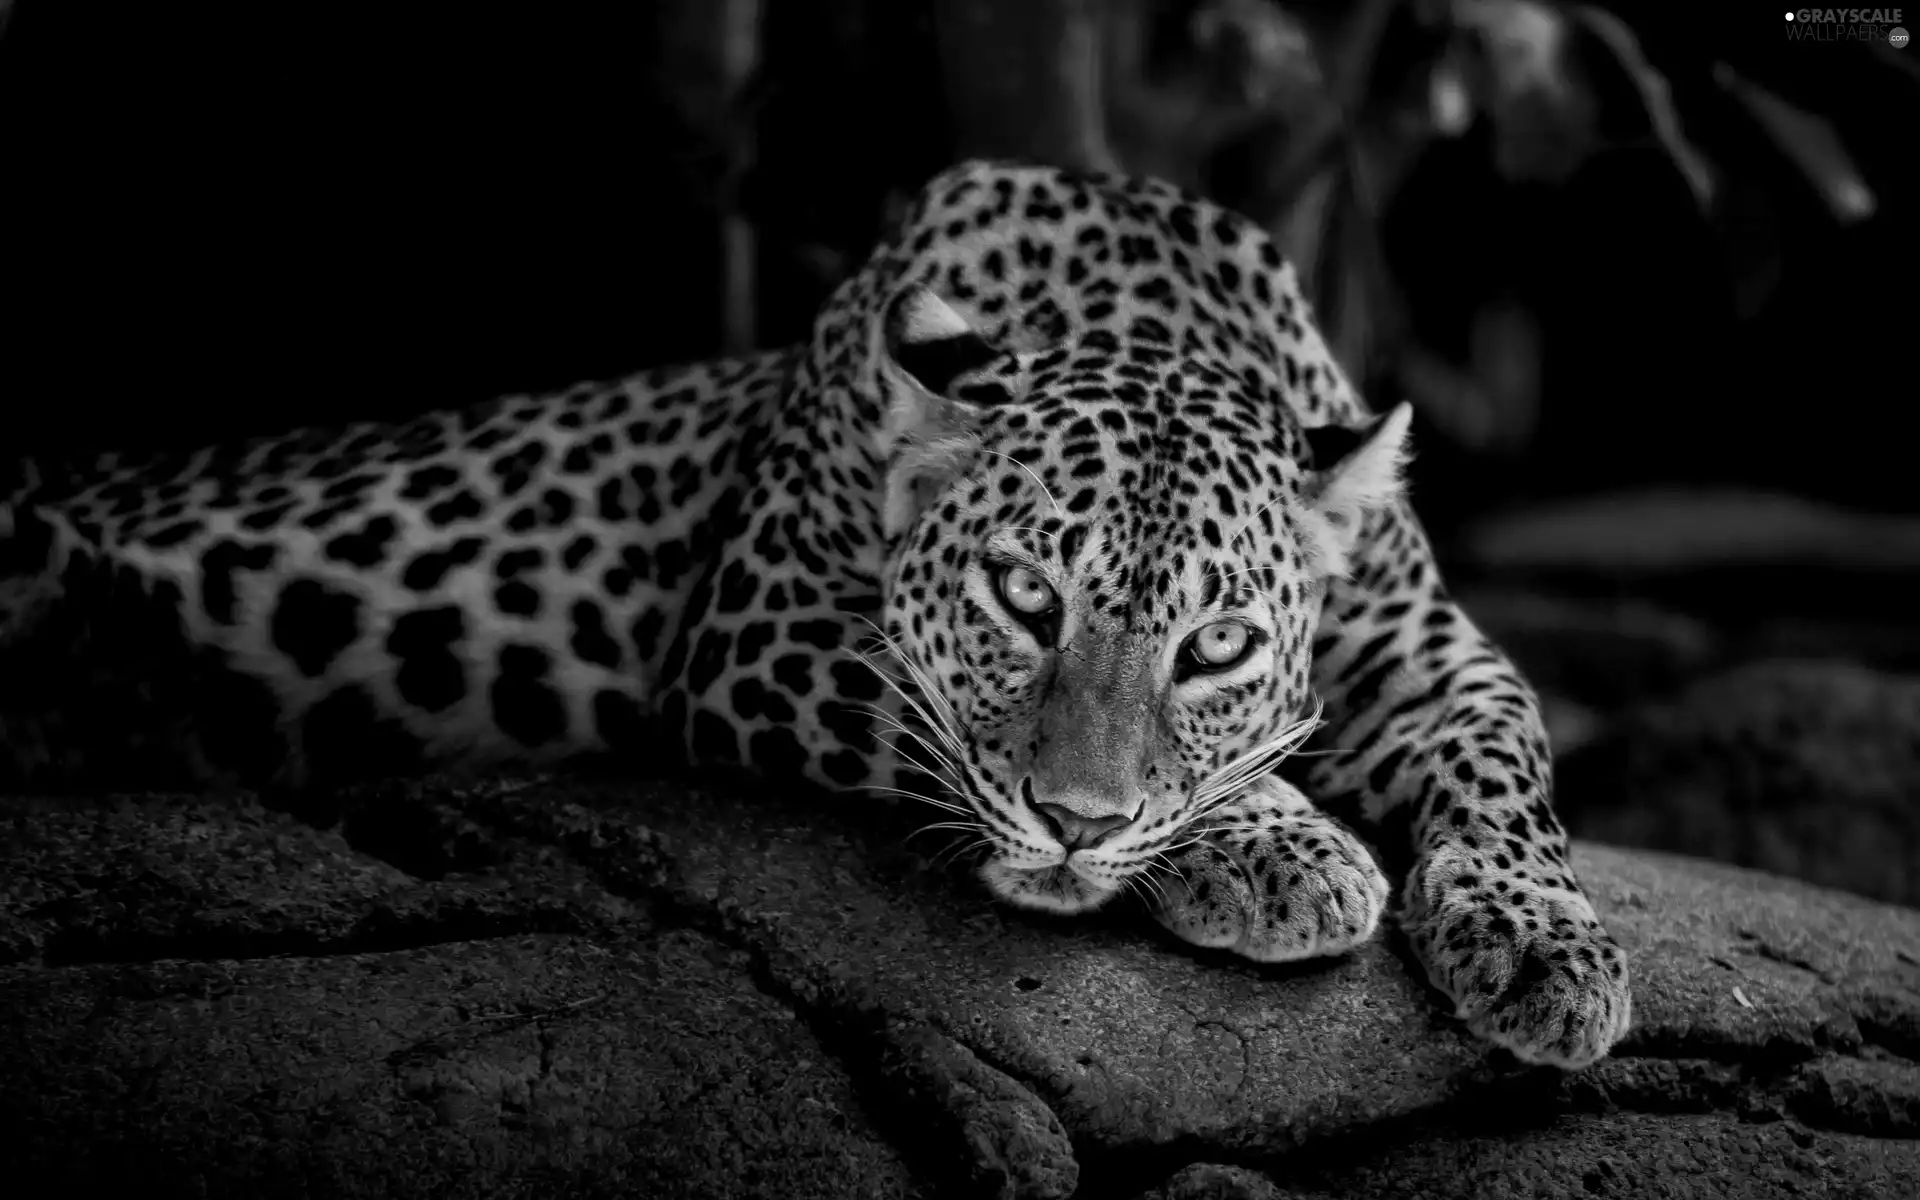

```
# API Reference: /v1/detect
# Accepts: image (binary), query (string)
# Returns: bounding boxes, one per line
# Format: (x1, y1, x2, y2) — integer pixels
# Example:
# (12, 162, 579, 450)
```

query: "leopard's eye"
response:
(1187, 621, 1252, 669)
(998, 566, 1056, 615)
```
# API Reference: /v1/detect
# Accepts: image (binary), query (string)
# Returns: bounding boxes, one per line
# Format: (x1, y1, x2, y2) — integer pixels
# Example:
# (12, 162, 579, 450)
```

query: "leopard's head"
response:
(870, 286, 1412, 912)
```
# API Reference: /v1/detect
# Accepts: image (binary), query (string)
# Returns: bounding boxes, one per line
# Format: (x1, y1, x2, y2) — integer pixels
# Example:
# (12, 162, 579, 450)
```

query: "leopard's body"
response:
(0, 161, 1630, 1068)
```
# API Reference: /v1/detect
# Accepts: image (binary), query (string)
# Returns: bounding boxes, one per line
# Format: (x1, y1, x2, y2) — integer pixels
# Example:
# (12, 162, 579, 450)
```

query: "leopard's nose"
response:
(1035, 804, 1132, 851)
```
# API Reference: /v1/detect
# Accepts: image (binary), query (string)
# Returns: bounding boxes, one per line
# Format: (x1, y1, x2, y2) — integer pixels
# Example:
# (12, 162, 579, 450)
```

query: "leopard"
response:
(0, 160, 1630, 1069)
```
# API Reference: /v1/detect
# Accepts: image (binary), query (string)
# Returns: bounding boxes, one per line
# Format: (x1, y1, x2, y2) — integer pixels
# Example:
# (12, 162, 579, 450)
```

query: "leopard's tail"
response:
(1, 457, 128, 788)
(0, 459, 82, 650)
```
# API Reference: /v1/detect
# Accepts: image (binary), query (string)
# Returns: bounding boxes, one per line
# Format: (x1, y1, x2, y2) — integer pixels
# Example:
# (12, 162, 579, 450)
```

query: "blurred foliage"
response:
(734, 0, 1913, 462)
(0, 0, 1906, 498)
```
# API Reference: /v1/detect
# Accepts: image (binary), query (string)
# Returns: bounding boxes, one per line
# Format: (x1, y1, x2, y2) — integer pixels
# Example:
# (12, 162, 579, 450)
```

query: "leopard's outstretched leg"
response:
(1303, 499, 1633, 1070)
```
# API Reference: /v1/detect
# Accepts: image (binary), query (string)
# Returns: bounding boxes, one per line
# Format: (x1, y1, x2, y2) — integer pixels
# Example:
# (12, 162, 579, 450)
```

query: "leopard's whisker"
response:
(1197, 720, 1316, 797)
(1000, 525, 1063, 547)
(1193, 700, 1324, 807)
(849, 619, 971, 757)
(934, 835, 998, 872)
(1120, 872, 1164, 910)
(905, 820, 990, 842)
(855, 705, 964, 778)
(1129, 864, 1176, 910)
(978, 449, 1062, 517)
(1224, 487, 1294, 554)
(845, 646, 969, 764)
(862, 784, 971, 816)
(1146, 853, 1198, 904)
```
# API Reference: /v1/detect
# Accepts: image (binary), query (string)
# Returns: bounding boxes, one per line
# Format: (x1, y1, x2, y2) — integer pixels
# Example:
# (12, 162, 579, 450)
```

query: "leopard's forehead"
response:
(883, 163, 1309, 347)
(861, 163, 1341, 631)
(836, 159, 1359, 439)
(972, 361, 1306, 519)
(911, 379, 1314, 641)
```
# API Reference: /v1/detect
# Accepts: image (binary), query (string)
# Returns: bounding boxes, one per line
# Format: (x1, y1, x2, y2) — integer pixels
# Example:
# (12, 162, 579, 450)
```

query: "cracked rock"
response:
(1556, 660, 1920, 905)
(1789, 1055, 1920, 1138)
(5, 777, 1920, 1198)
(1133, 1162, 1293, 1199)
(0, 926, 926, 1198)
(877, 1018, 1079, 1199)
(1271, 1111, 1917, 1199)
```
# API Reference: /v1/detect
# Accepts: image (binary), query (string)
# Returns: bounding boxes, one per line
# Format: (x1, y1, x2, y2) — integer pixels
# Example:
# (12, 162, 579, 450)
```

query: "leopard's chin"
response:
(980, 858, 1122, 914)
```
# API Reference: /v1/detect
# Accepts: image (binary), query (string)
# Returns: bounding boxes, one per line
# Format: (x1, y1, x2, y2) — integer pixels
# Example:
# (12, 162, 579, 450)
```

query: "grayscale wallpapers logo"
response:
(1785, 8, 1909, 44)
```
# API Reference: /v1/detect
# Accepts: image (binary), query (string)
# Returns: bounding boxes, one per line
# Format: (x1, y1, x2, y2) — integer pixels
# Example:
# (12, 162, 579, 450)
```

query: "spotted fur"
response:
(0, 161, 1629, 1068)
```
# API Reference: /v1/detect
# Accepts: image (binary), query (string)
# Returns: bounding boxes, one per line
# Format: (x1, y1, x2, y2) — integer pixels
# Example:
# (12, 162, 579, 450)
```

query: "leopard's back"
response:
(0, 350, 790, 791)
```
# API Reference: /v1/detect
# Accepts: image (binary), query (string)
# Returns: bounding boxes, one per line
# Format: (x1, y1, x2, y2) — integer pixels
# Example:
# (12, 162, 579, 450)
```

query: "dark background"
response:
(1, 0, 1912, 524)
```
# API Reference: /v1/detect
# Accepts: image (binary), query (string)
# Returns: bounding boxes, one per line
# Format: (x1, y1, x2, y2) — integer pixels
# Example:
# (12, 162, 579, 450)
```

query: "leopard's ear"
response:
(882, 286, 1002, 400)
(1299, 402, 1414, 578)
(875, 287, 1005, 538)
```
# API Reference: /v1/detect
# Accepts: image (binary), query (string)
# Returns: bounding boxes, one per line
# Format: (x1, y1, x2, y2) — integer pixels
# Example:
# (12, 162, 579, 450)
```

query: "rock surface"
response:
(1556, 660, 1920, 907)
(4, 774, 1918, 1198)
(1452, 492, 1920, 906)
(1458, 488, 1920, 577)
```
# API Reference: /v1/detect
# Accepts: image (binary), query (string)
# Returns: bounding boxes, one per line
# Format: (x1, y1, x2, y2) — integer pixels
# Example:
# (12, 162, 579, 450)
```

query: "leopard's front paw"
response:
(1403, 845, 1632, 1069)
(1151, 778, 1390, 963)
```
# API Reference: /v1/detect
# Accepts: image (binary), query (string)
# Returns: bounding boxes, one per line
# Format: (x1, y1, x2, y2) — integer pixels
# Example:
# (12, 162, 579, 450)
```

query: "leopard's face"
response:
(880, 369, 1331, 913)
